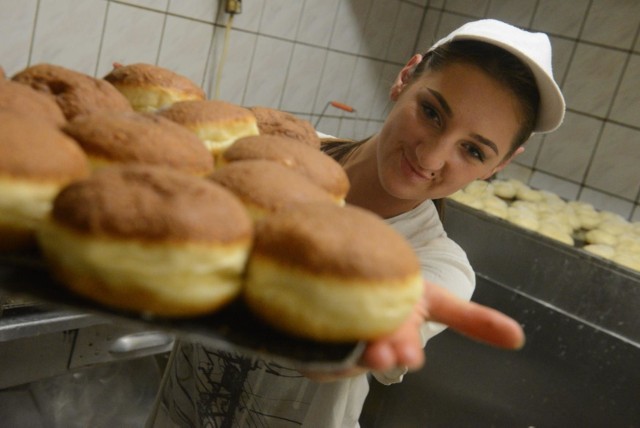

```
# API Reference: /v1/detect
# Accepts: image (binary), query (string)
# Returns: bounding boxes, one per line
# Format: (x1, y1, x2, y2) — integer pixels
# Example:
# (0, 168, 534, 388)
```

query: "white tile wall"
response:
(1, 0, 639, 219)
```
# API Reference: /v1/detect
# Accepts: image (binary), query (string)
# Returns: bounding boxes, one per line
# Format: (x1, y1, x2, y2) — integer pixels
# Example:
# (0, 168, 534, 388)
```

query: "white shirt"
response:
(147, 200, 475, 428)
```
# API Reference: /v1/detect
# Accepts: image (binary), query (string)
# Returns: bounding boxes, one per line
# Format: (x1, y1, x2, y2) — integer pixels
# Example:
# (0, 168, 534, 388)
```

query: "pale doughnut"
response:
(37, 165, 253, 317)
(583, 244, 616, 259)
(584, 229, 618, 246)
(537, 223, 574, 246)
(244, 203, 423, 342)
(491, 179, 517, 199)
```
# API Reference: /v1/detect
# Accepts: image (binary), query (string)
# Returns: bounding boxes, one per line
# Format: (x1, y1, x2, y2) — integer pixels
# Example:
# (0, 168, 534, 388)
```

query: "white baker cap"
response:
(430, 19, 565, 133)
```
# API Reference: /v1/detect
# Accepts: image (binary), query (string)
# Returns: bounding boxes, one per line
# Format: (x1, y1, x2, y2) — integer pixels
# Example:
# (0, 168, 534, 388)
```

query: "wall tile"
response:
(581, 0, 640, 50)
(515, 133, 544, 167)
(345, 57, 385, 119)
(385, 2, 424, 63)
(117, 0, 169, 12)
(259, 0, 304, 40)
(313, 51, 357, 113)
(329, 0, 371, 54)
(0, 0, 37, 75)
(31, 0, 107, 76)
(219, 0, 263, 32)
(280, 44, 327, 113)
(314, 115, 340, 136)
(562, 43, 626, 117)
(444, 0, 489, 18)
(579, 187, 634, 219)
(496, 163, 533, 183)
(365, 119, 383, 136)
(157, 15, 213, 90)
(549, 36, 575, 85)
(529, 171, 580, 201)
(369, 62, 399, 120)
(168, 0, 220, 23)
(585, 123, 640, 200)
(243, 37, 294, 107)
(296, 0, 341, 48)
(415, 8, 442, 52)
(359, 0, 400, 59)
(536, 112, 601, 182)
(98, 3, 165, 76)
(609, 53, 640, 128)
(435, 12, 474, 40)
(210, 30, 257, 104)
(532, 0, 589, 38)
(486, 0, 536, 28)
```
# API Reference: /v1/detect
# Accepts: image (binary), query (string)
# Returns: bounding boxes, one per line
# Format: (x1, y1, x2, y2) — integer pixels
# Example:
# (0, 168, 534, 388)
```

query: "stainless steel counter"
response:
(361, 200, 640, 427)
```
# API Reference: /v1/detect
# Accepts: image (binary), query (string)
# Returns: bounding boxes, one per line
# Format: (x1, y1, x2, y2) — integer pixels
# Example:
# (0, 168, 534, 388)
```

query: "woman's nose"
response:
(416, 138, 447, 172)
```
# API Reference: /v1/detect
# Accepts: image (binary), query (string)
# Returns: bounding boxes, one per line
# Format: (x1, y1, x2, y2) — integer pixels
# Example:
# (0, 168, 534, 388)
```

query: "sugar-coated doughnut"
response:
(104, 63, 206, 112)
(209, 160, 337, 220)
(0, 80, 66, 126)
(0, 111, 89, 251)
(249, 106, 321, 149)
(157, 100, 259, 159)
(243, 203, 424, 342)
(220, 135, 350, 203)
(11, 63, 132, 120)
(37, 165, 253, 317)
(63, 111, 214, 175)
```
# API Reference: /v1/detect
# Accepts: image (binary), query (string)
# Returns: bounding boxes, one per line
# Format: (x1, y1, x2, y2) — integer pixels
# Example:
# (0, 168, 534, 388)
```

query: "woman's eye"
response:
(465, 143, 485, 162)
(422, 103, 441, 126)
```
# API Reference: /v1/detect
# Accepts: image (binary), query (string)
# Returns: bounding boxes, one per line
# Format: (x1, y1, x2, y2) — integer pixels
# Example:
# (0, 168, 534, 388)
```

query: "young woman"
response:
(147, 19, 565, 427)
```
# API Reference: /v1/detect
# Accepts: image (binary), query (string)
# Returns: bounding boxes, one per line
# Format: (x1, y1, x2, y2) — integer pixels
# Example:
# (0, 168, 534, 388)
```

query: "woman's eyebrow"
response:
(428, 88, 453, 117)
(470, 133, 499, 155)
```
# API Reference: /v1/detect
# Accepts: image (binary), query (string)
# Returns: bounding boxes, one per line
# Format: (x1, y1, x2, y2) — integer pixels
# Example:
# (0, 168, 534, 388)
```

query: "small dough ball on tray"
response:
(244, 203, 424, 342)
(37, 164, 253, 317)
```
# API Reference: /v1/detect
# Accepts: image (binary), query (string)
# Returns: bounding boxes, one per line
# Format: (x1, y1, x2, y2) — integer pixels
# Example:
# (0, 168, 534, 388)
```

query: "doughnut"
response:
(11, 63, 132, 121)
(464, 180, 494, 197)
(249, 106, 321, 149)
(584, 229, 618, 246)
(243, 203, 424, 342)
(62, 111, 214, 176)
(157, 100, 259, 159)
(537, 222, 574, 246)
(37, 165, 253, 317)
(220, 135, 350, 203)
(0, 110, 89, 251)
(103, 63, 206, 112)
(0, 80, 66, 126)
(491, 179, 518, 199)
(583, 244, 616, 259)
(480, 196, 508, 219)
(208, 160, 336, 220)
(516, 185, 543, 202)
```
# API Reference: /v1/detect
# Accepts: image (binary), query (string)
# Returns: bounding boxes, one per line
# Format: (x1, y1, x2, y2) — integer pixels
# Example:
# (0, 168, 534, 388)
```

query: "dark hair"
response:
(415, 39, 540, 155)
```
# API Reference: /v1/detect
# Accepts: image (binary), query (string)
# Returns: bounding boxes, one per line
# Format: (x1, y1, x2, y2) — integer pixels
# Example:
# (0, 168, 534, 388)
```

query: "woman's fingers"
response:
(424, 283, 525, 350)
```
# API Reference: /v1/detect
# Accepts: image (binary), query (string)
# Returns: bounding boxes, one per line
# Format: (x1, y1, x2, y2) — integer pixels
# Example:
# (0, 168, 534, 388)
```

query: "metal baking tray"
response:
(0, 250, 364, 371)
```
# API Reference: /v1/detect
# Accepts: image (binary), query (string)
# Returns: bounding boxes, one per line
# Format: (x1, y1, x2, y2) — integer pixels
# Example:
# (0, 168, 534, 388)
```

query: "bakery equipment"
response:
(360, 200, 640, 426)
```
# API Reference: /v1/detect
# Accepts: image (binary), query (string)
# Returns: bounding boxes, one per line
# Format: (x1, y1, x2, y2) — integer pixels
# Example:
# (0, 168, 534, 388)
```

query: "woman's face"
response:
(376, 59, 523, 202)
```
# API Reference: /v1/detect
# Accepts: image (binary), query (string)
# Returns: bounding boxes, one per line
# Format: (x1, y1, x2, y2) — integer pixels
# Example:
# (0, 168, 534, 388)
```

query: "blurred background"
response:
(1, 0, 639, 219)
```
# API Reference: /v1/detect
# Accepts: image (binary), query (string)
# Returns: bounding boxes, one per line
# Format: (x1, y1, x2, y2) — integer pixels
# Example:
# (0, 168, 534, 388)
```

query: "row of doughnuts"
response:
(0, 62, 424, 342)
(449, 179, 640, 272)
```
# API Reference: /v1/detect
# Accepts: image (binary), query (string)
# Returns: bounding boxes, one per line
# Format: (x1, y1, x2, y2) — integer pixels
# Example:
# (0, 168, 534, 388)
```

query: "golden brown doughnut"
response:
(244, 203, 424, 342)
(0, 110, 90, 251)
(0, 80, 66, 126)
(249, 106, 321, 149)
(37, 164, 253, 317)
(208, 159, 336, 220)
(220, 135, 350, 203)
(11, 63, 132, 120)
(103, 63, 206, 112)
(62, 111, 214, 176)
(157, 100, 259, 159)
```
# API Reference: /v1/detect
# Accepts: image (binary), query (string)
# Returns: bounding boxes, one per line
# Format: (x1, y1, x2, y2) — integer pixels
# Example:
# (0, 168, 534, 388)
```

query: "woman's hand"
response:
(359, 280, 525, 373)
